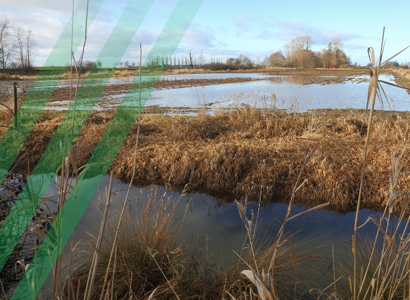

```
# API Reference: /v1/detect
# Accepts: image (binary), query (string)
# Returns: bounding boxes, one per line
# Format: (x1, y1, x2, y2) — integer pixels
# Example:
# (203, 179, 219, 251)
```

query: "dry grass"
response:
(65, 190, 191, 299)
(3, 104, 410, 215)
(62, 186, 321, 300)
(0, 74, 20, 81)
(391, 68, 410, 82)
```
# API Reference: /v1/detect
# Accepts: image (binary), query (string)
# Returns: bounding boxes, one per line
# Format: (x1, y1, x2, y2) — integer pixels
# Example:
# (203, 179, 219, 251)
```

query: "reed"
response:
(352, 27, 410, 300)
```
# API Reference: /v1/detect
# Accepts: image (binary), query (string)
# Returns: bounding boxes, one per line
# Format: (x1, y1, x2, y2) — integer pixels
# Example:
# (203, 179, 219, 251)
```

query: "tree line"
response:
(263, 36, 351, 68)
(0, 16, 36, 71)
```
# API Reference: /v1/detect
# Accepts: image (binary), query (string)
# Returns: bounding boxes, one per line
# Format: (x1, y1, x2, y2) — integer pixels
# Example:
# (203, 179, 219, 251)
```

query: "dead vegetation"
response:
(0, 74, 20, 81)
(63, 183, 321, 300)
(2, 104, 410, 215)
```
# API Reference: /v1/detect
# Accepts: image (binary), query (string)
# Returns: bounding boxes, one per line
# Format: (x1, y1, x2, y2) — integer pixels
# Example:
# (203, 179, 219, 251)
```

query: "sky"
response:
(1, 0, 409, 67)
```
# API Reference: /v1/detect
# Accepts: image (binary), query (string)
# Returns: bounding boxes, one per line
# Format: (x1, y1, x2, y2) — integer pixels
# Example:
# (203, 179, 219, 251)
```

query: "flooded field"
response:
(2, 173, 404, 297)
(1, 72, 409, 113)
(2, 71, 410, 298)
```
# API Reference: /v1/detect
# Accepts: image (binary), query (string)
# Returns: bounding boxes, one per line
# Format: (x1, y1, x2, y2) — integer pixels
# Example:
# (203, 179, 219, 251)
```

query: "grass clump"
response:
(64, 186, 321, 300)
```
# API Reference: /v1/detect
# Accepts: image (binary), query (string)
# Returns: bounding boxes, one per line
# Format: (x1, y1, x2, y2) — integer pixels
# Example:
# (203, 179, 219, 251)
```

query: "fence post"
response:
(13, 82, 18, 128)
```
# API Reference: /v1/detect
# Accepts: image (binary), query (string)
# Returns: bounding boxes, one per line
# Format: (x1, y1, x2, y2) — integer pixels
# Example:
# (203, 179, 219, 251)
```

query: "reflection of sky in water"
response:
(3, 74, 410, 112)
(145, 74, 410, 112)
(58, 74, 410, 112)
(42, 175, 407, 288)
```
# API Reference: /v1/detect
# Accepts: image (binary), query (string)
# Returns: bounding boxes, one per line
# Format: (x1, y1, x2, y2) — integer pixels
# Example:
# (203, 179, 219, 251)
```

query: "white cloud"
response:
(181, 27, 216, 48)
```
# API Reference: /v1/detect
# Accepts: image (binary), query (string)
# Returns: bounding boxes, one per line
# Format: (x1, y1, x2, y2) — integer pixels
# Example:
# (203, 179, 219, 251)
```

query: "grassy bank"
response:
(2, 103, 410, 215)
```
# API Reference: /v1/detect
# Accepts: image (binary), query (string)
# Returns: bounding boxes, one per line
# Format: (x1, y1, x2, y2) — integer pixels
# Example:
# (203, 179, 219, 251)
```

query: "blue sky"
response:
(0, 0, 409, 67)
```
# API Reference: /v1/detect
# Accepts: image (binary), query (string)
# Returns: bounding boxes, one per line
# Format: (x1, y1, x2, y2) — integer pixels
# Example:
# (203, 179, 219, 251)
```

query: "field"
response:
(2, 64, 410, 299)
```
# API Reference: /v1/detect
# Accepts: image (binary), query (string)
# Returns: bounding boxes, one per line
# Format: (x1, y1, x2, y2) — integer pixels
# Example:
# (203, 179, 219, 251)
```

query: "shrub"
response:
(328, 64, 336, 68)
(339, 64, 350, 69)
(399, 64, 409, 69)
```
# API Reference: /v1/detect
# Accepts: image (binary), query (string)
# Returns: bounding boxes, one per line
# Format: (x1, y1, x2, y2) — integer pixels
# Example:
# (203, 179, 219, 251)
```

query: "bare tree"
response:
(198, 52, 205, 66)
(233, 54, 253, 67)
(14, 26, 26, 69)
(269, 50, 286, 67)
(83, 60, 95, 69)
(25, 29, 35, 68)
(283, 35, 315, 68)
(330, 38, 345, 66)
(188, 49, 195, 68)
(261, 56, 270, 67)
(293, 35, 314, 51)
(0, 17, 14, 71)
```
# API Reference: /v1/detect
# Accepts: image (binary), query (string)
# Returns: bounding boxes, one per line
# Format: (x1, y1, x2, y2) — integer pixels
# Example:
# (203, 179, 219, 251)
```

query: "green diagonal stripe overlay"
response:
(0, 0, 155, 279)
(10, 1, 203, 298)
(0, 0, 105, 186)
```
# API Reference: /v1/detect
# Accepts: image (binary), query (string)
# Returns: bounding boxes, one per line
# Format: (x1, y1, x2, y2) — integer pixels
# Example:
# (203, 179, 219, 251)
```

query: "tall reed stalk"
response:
(353, 27, 410, 300)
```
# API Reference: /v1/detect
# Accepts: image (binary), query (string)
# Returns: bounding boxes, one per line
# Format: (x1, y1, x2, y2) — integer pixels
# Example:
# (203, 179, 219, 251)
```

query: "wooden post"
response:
(13, 82, 18, 128)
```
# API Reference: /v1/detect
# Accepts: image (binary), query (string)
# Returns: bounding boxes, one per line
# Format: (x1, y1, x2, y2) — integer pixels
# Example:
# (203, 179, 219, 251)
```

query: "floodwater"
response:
(36, 175, 408, 292)
(1, 171, 407, 297)
(2, 72, 410, 296)
(146, 73, 410, 112)
(1, 73, 409, 112)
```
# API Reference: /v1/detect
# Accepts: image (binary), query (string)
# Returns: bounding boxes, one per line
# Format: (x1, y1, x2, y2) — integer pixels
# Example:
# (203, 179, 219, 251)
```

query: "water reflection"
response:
(2, 73, 409, 112)
(42, 175, 403, 270)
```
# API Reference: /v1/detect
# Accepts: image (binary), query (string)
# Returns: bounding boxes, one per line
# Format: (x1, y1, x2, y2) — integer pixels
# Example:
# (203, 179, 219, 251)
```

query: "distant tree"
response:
(188, 49, 195, 68)
(14, 27, 26, 68)
(198, 52, 205, 66)
(118, 61, 123, 68)
(261, 56, 270, 67)
(391, 61, 399, 67)
(25, 29, 35, 68)
(95, 59, 102, 68)
(255, 54, 260, 65)
(269, 50, 286, 67)
(131, 61, 136, 67)
(83, 60, 95, 69)
(0, 17, 14, 71)
(234, 54, 253, 67)
(124, 60, 129, 67)
(226, 57, 235, 66)
(283, 35, 315, 68)
(297, 50, 316, 68)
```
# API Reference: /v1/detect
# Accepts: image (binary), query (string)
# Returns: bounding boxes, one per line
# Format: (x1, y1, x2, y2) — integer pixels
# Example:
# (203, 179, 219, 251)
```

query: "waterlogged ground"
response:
(1, 72, 409, 113)
(2, 71, 410, 297)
